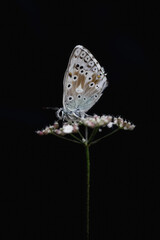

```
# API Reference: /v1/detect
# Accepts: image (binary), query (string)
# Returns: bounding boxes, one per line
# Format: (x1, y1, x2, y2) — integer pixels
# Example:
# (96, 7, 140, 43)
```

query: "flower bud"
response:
(53, 121, 59, 129)
(36, 130, 44, 136)
(72, 123, 79, 133)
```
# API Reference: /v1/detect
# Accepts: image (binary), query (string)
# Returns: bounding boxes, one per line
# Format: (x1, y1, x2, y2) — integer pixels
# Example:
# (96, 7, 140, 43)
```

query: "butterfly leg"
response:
(56, 108, 64, 120)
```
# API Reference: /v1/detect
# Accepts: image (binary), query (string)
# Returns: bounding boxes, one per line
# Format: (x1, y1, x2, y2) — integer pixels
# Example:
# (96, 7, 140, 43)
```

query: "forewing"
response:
(63, 45, 108, 113)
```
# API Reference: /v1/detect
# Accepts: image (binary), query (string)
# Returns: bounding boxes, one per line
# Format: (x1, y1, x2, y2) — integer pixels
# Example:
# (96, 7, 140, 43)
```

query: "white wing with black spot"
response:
(62, 45, 108, 116)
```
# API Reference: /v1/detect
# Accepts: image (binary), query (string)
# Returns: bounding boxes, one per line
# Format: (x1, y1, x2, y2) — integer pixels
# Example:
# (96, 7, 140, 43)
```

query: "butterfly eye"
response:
(67, 83, 72, 89)
(88, 61, 94, 67)
(80, 51, 86, 58)
(84, 55, 90, 62)
(68, 96, 73, 101)
(74, 48, 81, 56)
(89, 82, 95, 88)
(73, 75, 78, 81)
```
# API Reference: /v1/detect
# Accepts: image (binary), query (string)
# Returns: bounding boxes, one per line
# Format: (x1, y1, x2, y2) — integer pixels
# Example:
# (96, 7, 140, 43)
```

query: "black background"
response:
(0, 1, 157, 240)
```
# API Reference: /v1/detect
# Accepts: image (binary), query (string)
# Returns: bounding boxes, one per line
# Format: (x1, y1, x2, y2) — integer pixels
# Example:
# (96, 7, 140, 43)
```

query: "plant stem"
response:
(85, 143, 90, 240)
(89, 127, 120, 146)
(78, 130, 84, 140)
(85, 126, 88, 142)
(70, 133, 83, 143)
(51, 131, 81, 144)
(88, 127, 99, 143)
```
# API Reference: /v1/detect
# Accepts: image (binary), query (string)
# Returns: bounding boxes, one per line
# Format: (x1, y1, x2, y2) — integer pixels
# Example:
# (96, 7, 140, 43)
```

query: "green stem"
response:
(51, 131, 81, 144)
(89, 127, 120, 146)
(78, 130, 84, 140)
(88, 127, 99, 143)
(85, 126, 88, 142)
(85, 143, 90, 240)
(70, 133, 83, 144)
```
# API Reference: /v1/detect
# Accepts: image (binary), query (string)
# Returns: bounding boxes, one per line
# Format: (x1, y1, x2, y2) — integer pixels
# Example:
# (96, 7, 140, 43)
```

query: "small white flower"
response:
(63, 124, 74, 134)
(36, 114, 135, 137)
(114, 117, 118, 125)
(128, 124, 136, 130)
(132, 125, 136, 130)
(117, 117, 124, 128)
(43, 127, 51, 134)
(101, 115, 112, 124)
(95, 115, 101, 123)
(107, 122, 113, 128)
(54, 129, 64, 135)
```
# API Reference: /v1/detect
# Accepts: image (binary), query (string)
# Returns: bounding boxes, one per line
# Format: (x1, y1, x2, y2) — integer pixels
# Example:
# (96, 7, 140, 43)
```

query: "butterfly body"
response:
(57, 45, 108, 120)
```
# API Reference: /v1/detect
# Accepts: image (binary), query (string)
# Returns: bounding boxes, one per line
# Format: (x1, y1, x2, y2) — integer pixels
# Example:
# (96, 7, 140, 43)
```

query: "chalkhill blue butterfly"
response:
(57, 45, 108, 120)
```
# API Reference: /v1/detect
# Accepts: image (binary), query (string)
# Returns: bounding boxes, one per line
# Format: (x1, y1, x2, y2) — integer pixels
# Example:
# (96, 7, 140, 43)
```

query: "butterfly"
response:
(57, 45, 108, 120)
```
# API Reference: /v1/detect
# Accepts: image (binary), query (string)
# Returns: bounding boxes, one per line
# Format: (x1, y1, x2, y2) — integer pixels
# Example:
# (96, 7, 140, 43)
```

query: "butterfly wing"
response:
(63, 45, 108, 116)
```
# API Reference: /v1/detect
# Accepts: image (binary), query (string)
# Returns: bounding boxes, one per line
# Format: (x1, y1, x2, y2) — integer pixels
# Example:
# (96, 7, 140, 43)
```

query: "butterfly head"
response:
(56, 107, 87, 121)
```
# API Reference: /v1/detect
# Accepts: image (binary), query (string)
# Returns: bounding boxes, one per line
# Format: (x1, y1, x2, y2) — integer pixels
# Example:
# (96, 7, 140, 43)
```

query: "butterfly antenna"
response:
(42, 107, 59, 110)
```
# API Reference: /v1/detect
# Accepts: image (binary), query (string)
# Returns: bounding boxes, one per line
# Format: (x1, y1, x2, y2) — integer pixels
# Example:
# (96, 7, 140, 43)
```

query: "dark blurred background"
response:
(0, 1, 157, 240)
